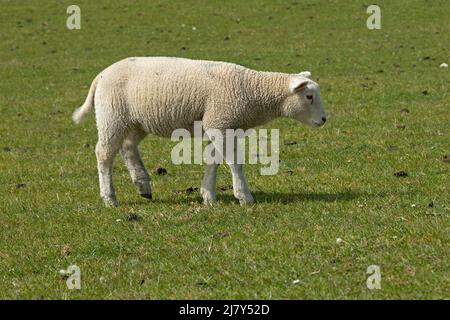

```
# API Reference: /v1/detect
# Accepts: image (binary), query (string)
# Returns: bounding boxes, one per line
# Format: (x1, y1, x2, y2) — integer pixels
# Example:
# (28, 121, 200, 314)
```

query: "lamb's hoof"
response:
(239, 200, 254, 206)
(200, 188, 216, 206)
(238, 194, 255, 206)
(203, 198, 217, 206)
(103, 197, 118, 207)
(140, 193, 152, 200)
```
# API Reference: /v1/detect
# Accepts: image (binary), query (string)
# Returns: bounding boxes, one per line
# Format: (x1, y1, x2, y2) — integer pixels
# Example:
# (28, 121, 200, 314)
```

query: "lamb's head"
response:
(282, 71, 327, 127)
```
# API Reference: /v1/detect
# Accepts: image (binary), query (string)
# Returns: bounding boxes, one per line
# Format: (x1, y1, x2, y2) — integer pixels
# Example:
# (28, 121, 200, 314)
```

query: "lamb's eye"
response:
(306, 95, 313, 100)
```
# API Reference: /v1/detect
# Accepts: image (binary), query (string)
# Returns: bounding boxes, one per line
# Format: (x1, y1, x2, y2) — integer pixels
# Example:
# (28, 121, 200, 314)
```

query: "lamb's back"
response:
(98, 57, 246, 136)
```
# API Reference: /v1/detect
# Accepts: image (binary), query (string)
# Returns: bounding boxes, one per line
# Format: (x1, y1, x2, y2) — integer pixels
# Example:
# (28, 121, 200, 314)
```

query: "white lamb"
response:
(72, 57, 326, 206)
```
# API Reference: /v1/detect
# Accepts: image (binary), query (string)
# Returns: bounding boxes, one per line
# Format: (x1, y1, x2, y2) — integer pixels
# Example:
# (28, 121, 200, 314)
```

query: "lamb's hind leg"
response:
(96, 132, 125, 207)
(120, 129, 152, 199)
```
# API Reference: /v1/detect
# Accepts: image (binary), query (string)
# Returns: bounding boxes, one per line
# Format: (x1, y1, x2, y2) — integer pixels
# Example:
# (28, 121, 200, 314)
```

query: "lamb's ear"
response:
(289, 77, 309, 93)
(298, 71, 311, 79)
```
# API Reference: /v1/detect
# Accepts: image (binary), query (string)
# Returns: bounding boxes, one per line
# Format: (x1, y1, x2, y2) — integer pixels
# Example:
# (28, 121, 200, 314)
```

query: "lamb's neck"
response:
(244, 69, 291, 117)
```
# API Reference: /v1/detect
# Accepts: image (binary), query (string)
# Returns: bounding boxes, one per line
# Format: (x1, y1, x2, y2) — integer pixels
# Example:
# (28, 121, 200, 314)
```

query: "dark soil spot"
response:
(284, 141, 297, 146)
(443, 155, 450, 163)
(196, 280, 208, 287)
(83, 143, 90, 148)
(60, 273, 70, 280)
(394, 171, 408, 177)
(180, 46, 188, 51)
(155, 167, 167, 175)
(422, 90, 428, 95)
(219, 185, 233, 191)
(224, 35, 230, 41)
(428, 201, 434, 208)
(61, 244, 71, 256)
(49, 110, 63, 116)
(127, 213, 140, 221)
(214, 231, 230, 238)
(423, 56, 430, 60)
(377, 69, 384, 73)
(16, 183, 26, 189)
(400, 108, 410, 113)
(186, 187, 199, 193)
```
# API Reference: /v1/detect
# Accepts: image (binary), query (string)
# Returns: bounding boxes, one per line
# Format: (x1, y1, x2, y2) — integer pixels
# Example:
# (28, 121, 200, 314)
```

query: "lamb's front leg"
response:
(203, 129, 254, 205)
(200, 163, 218, 205)
(228, 163, 254, 205)
(221, 135, 255, 205)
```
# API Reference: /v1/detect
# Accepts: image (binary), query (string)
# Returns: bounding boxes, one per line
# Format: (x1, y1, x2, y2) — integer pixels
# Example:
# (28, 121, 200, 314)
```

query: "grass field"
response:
(0, 0, 448, 299)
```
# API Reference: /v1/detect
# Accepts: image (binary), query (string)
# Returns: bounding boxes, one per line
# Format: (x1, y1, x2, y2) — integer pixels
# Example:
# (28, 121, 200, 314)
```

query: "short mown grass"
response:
(0, 0, 448, 299)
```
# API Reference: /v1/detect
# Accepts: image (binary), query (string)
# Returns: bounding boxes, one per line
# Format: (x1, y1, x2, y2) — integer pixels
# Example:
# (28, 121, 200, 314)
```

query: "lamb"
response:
(72, 57, 327, 206)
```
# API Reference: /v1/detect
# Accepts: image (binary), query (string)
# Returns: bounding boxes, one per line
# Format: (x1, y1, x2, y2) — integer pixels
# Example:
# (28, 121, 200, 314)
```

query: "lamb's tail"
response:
(72, 75, 100, 124)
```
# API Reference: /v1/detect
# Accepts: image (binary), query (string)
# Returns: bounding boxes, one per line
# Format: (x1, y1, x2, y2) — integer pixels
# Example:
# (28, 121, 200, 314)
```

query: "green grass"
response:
(0, 0, 449, 299)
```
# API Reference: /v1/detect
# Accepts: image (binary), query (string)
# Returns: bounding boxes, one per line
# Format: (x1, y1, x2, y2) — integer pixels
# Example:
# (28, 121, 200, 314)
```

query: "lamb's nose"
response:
(322, 117, 327, 123)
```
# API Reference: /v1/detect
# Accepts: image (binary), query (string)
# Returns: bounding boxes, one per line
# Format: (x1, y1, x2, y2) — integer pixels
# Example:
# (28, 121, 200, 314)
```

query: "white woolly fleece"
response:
(72, 57, 301, 136)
